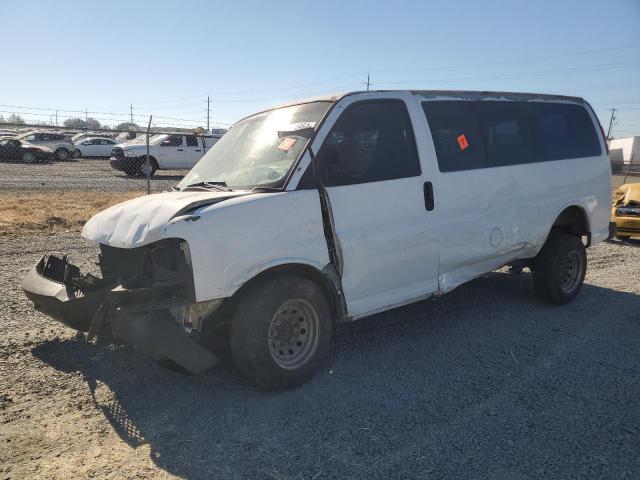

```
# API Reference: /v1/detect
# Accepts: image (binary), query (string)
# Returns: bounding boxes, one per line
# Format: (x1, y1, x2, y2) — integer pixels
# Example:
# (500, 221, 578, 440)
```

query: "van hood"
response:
(81, 190, 247, 248)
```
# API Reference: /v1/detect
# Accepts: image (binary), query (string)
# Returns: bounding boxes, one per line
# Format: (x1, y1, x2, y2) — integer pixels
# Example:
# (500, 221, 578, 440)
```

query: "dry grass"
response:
(0, 190, 143, 236)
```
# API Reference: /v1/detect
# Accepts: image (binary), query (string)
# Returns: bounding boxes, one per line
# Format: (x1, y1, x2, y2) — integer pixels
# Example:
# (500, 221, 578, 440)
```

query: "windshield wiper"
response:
(182, 181, 232, 192)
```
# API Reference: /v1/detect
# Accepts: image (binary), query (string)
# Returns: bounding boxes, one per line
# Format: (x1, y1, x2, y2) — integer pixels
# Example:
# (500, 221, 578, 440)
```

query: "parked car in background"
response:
(114, 131, 142, 143)
(612, 183, 640, 240)
(16, 131, 77, 160)
(0, 129, 18, 138)
(71, 132, 114, 144)
(0, 138, 53, 163)
(23, 90, 613, 389)
(110, 133, 220, 176)
(74, 137, 118, 158)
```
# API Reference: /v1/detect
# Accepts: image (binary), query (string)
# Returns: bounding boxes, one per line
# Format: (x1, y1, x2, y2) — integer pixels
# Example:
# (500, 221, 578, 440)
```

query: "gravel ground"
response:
(0, 158, 184, 193)
(1, 233, 639, 479)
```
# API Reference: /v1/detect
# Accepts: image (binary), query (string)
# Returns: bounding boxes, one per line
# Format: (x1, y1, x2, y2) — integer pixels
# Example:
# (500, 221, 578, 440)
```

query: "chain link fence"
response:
(0, 121, 225, 236)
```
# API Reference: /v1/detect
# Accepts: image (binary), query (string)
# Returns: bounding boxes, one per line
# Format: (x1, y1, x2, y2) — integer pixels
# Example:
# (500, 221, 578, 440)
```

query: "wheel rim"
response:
(140, 163, 152, 175)
(268, 298, 320, 370)
(57, 149, 68, 160)
(23, 152, 35, 163)
(559, 250, 583, 294)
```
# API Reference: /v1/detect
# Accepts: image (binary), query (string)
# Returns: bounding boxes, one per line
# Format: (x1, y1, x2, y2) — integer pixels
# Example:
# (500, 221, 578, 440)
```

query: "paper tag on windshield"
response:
(277, 137, 297, 151)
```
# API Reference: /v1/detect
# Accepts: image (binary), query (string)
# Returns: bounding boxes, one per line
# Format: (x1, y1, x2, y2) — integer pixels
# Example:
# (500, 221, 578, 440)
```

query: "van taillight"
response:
(599, 125, 609, 154)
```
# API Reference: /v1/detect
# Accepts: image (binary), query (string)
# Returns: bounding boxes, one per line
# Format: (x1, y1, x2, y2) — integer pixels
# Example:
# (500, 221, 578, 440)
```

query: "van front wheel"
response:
(533, 234, 586, 305)
(230, 274, 333, 390)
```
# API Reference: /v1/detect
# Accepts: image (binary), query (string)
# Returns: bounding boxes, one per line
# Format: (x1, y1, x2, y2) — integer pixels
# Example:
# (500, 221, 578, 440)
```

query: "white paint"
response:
(81, 190, 245, 248)
(80, 90, 612, 323)
(163, 191, 329, 301)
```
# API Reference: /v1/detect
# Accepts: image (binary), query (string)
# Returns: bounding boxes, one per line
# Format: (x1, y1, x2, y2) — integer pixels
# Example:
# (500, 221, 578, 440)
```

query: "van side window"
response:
(185, 135, 198, 147)
(318, 100, 420, 186)
(421, 101, 487, 172)
(475, 101, 534, 167)
(531, 103, 601, 160)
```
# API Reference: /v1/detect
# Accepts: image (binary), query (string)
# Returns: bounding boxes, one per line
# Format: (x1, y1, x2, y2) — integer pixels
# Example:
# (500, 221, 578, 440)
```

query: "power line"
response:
(373, 61, 640, 86)
(370, 43, 640, 74)
(126, 43, 640, 104)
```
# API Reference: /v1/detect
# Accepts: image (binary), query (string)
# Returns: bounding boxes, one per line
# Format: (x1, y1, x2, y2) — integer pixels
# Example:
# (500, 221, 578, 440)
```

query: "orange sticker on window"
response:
(277, 137, 297, 151)
(457, 134, 469, 150)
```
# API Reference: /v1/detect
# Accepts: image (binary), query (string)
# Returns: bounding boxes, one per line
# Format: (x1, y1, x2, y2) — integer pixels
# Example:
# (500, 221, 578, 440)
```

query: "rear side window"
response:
(318, 100, 420, 186)
(421, 101, 487, 172)
(422, 100, 601, 172)
(475, 101, 534, 167)
(530, 103, 601, 160)
(185, 135, 198, 147)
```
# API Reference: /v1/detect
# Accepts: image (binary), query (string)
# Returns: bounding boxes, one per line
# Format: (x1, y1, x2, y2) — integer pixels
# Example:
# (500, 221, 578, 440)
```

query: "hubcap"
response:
(559, 250, 582, 294)
(58, 149, 68, 160)
(267, 299, 320, 370)
(140, 163, 152, 175)
(24, 152, 35, 163)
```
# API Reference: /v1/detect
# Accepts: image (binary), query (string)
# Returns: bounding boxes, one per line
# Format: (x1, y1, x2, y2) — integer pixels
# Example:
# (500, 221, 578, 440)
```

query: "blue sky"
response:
(1, 0, 639, 136)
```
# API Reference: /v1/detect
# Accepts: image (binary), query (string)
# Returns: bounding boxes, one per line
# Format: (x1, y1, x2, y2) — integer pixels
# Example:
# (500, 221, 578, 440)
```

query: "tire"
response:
(23, 151, 36, 163)
(73, 149, 81, 159)
(533, 233, 587, 305)
(137, 157, 157, 177)
(616, 235, 630, 241)
(54, 148, 69, 161)
(230, 274, 333, 390)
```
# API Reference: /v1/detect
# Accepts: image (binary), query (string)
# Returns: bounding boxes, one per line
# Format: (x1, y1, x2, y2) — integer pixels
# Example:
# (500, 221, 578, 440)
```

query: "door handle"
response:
(177, 148, 184, 151)
(195, 149, 201, 152)
(423, 181, 434, 211)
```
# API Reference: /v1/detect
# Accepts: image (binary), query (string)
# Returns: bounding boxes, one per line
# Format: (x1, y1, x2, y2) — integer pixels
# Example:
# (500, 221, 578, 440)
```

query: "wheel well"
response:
(550, 206, 590, 238)
(202, 263, 343, 335)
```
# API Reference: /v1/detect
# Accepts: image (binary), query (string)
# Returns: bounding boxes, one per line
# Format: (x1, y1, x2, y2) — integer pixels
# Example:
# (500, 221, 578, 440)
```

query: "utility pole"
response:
(207, 96, 210, 132)
(606, 108, 617, 140)
(130, 104, 134, 124)
(366, 71, 371, 91)
(55, 110, 58, 126)
(85, 108, 88, 123)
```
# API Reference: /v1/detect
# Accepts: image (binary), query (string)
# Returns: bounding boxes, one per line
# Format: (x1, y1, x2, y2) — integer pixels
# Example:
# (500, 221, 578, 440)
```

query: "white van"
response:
(110, 133, 221, 176)
(23, 90, 614, 389)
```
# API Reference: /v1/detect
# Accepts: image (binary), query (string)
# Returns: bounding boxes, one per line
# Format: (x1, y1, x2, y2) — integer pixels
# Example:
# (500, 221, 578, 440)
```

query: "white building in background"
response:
(609, 136, 639, 169)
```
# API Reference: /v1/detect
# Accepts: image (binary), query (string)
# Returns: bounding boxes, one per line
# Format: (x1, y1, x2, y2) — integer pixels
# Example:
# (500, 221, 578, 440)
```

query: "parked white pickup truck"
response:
(23, 90, 614, 389)
(110, 133, 221, 176)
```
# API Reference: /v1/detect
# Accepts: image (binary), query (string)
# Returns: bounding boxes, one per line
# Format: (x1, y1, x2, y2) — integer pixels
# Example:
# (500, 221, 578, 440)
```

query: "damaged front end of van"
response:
(20, 190, 251, 374)
(22, 239, 220, 374)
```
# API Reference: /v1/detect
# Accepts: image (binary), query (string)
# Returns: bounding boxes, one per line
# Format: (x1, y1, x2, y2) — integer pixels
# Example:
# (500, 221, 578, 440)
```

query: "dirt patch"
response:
(0, 191, 143, 236)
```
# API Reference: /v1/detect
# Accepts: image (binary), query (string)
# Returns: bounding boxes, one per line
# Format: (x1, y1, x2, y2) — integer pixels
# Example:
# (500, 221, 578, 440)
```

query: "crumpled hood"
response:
(82, 190, 246, 248)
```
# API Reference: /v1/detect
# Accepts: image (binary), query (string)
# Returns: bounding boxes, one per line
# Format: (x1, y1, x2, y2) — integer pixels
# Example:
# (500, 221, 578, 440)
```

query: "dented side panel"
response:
(163, 190, 330, 302)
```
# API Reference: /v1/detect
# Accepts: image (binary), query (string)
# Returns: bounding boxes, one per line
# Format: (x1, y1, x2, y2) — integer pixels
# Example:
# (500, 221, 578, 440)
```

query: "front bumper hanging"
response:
(22, 254, 219, 374)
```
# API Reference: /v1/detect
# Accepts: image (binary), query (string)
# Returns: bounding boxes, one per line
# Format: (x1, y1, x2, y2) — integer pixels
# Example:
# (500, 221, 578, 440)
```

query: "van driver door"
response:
(310, 93, 439, 318)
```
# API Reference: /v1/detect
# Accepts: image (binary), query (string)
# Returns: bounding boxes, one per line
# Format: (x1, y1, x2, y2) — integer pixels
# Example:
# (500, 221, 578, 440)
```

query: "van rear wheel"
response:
(230, 274, 332, 390)
(533, 233, 586, 305)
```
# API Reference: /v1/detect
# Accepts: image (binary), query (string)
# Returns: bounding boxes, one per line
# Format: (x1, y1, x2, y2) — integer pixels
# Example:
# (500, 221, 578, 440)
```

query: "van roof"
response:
(253, 89, 587, 122)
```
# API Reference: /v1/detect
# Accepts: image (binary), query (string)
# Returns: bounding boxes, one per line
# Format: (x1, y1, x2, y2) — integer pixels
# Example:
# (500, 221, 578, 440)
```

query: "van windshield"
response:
(177, 101, 332, 190)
